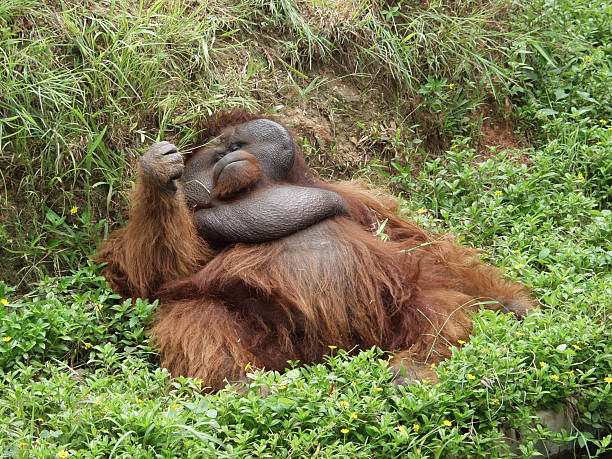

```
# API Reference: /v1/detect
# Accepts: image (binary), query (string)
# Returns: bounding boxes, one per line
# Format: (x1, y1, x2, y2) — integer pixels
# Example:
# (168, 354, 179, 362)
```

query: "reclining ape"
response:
(98, 111, 536, 391)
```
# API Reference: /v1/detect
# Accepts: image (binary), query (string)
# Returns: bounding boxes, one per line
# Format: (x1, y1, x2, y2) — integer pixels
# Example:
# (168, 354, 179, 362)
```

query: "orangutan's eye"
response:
(227, 143, 242, 153)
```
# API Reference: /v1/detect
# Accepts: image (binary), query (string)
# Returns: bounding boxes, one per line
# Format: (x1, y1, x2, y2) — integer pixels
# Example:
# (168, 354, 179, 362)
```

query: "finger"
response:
(158, 152, 184, 164)
(147, 141, 178, 157)
(167, 163, 184, 181)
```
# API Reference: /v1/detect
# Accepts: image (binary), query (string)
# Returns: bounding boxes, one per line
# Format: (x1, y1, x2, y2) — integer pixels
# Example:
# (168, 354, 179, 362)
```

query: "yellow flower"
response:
(442, 420, 452, 427)
(94, 400, 100, 406)
(443, 370, 450, 375)
(457, 340, 466, 345)
(416, 207, 427, 214)
(374, 387, 383, 392)
(421, 379, 430, 384)
(430, 362, 437, 369)
(596, 142, 603, 145)
(57, 452, 69, 458)
(245, 362, 252, 371)
(18, 442, 25, 448)
(340, 400, 349, 407)
(349, 412, 358, 419)
(494, 190, 503, 196)
(572, 344, 581, 350)
(584, 55, 593, 62)
(514, 264, 524, 269)
(136, 398, 143, 404)
(448, 83, 455, 89)
(95, 304, 103, 311)
(568, 371, 575, 377)
(328, 345, 337, 350)
(341, 428, 349, 434)
(172, 403, 180, 409)
(83, 342, 92, 349)
(466, 374, 476, 380)
(0, 299, 8, 306)
(539, 362, 547, 368)
(70, 206, 78, 214)
(278, 385, 287, 390)
(513, 249, 519, 254)
(413, 423, 420, 432)
(2, 337, 11, 342)
(450, 144, 458, 150)
(577, 172, 585, 181)
(605, 377, 612, 384)
(507, 311, 515, 315)
(599, 119, 607, 124)
(551, 374, 559, 380)
(491, 398, 499, 404)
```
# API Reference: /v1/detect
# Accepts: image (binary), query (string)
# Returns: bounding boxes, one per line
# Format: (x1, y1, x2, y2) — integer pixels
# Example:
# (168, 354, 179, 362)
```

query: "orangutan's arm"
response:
(97, 142, 210, 299)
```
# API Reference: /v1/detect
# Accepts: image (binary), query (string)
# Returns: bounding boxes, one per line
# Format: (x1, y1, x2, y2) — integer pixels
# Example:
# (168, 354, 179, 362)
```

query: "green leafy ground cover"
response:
(0, 0, 610, 457)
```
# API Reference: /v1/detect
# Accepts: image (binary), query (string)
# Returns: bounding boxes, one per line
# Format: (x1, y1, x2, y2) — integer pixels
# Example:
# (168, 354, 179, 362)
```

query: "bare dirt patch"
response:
(474, 103, 531, 164)
(480, 117, 520, 152)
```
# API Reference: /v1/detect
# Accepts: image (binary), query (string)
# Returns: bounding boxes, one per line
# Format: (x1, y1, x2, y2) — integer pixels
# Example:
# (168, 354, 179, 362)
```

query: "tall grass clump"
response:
(0, 0, 260, 284)
(253, 0, 523, 90)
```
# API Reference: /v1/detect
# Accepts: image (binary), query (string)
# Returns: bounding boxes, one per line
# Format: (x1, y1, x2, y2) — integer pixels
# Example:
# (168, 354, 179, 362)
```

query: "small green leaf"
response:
(536, 108, 558, 117)
(285, 369, 300, 379)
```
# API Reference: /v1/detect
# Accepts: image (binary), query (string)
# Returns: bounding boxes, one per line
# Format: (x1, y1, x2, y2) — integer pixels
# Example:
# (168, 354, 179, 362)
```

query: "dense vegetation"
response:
(0, 0, 610, 457)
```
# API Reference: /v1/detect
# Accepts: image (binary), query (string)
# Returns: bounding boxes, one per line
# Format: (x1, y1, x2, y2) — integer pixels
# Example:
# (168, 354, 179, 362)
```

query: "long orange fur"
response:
(98, 112, 536, 391)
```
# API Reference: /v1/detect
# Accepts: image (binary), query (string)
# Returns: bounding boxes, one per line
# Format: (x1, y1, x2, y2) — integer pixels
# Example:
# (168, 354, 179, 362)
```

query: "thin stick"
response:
(179, 134, 223, 156)
(180, 143, 207, 155)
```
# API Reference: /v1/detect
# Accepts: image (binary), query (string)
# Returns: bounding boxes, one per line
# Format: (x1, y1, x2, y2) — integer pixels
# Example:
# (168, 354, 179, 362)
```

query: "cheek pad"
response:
(236, 120, 294, 180)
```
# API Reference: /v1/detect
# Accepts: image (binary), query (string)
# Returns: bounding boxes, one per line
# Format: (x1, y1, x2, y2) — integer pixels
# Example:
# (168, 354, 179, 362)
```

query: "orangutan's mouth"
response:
(213, 158, 248, 183)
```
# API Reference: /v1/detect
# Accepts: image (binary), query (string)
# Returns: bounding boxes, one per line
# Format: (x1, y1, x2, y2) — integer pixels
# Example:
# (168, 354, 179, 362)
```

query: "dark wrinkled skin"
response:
(146, 119, 348, 243)
(192, 185, 348, 243)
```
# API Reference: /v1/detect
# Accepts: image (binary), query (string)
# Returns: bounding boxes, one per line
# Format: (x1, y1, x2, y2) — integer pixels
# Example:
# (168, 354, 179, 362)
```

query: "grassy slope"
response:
(0, 0, 610, 457)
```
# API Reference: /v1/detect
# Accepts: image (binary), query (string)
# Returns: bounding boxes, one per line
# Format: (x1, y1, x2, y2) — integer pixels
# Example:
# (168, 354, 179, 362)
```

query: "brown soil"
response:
(474, 102, 531, 164)
(479, 117, 520, 153)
